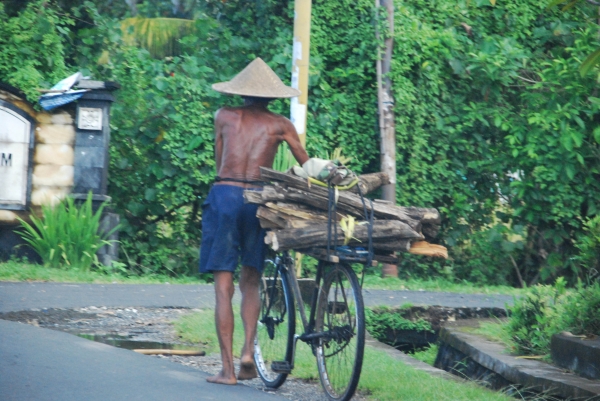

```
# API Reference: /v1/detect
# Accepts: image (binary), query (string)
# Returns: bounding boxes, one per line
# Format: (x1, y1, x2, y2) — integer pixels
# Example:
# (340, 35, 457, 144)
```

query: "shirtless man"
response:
(199, 58, 309, 385)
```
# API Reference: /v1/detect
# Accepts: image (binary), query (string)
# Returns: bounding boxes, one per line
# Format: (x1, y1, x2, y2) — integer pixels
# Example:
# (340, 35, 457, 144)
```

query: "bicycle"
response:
(253, 250, 365, 401)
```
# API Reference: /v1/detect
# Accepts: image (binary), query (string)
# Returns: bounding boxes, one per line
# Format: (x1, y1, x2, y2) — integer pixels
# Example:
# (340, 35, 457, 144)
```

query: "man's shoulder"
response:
(215, 107, 241, 122)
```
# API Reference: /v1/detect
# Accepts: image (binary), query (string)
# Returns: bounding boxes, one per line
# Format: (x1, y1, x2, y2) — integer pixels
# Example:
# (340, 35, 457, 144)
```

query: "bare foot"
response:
(206, 370, 237, 385)
(237, 358, 258, 380)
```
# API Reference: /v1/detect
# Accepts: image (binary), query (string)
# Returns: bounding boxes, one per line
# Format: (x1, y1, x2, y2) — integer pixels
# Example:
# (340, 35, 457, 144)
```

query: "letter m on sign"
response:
(1, 153, 12, 167)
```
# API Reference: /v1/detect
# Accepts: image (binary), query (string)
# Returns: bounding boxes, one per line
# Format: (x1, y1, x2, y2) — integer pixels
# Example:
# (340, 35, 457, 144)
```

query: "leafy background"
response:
(1, 0, 600, 285)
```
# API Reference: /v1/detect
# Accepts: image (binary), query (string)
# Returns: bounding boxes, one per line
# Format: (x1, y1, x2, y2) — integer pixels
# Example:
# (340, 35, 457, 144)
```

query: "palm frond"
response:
(120, 17, 196, 58)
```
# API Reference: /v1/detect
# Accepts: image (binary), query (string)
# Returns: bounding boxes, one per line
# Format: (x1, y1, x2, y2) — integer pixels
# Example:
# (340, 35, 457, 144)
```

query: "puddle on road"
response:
(77, 334, 199, 351)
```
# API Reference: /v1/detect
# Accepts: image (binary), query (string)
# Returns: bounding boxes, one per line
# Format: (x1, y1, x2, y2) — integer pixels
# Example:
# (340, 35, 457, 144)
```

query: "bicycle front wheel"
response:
(315, 263, 365, 401)
(254, 255, 296, 388)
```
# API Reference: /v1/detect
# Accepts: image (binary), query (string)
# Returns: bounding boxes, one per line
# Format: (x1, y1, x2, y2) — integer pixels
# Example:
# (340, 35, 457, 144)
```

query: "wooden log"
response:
(264, 202, 330, 221)
(257, 206, 330, 230)
(264, 220, 423, 251)
(259, 168, 440, 230)
(244, 190, 266, 205)
(133, 349, 206, 356)
(421, 224, 441, 239)
(256, 207, 286, 229)
(303, 247, 398, 265)
(253, 184, 420, 230)
(285, 171, 389, 195)
(408, 241, 448, 259)
(260, 221, 283, 229)
(371, 239, 411, 252)
(349, 172, 390, 195)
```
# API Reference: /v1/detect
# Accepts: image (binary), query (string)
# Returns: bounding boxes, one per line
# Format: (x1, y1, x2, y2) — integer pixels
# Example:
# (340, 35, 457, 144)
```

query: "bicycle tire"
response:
(254, 254, 296, 388)
(315, 263, 365, 401)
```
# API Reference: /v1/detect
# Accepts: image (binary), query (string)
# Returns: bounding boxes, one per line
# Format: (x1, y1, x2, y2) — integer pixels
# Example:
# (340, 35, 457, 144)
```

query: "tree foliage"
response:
(0, 1, 72, 102)
(2, 0, 600, 283)
(391, 0, 600, 285)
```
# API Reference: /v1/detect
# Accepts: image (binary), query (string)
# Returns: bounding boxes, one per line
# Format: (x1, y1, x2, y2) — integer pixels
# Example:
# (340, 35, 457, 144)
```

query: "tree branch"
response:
(509, 255, 525, 288)
(517, 75, 540, 84)
(586, 0, 600, 6)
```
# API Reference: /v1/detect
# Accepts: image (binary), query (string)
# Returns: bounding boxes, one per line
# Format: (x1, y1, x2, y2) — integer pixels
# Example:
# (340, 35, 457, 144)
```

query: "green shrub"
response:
(506, 279, 568, 355)
(0, 0, 72, 103)
(575, 216, 600, 283)
(394, 224, 525, 286)
(507, 279, 600, 356)
(17, 194, 116, 271)
(561, 282, 600, 337)
(451, 224, 526, 286)
(365, 306, 433, 343)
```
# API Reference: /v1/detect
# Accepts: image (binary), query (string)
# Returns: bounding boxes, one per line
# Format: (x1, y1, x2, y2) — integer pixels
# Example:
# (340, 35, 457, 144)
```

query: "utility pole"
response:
(290, 0, 312, 147)
(376, 0, 398, 277)
(291, 0, 312, 277)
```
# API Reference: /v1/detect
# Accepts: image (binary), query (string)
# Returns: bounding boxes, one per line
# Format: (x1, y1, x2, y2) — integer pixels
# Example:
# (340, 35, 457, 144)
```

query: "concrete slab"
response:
(552, 333, 600, 380)
(436, 326, 600, 400)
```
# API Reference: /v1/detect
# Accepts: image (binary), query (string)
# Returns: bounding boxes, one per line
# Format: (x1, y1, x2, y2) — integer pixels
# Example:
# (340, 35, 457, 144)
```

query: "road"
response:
(0, 281, 514, 401)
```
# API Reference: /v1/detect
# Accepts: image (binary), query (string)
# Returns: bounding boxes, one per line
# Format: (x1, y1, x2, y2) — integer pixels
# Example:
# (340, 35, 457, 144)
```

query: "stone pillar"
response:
(72, 80, 118, 196)
(72, 80, 121, 266)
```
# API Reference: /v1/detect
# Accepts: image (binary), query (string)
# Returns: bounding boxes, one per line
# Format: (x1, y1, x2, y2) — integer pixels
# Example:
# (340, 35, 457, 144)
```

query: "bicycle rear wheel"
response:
(254, 255, 296, 388)
(315, 263, 365, 401)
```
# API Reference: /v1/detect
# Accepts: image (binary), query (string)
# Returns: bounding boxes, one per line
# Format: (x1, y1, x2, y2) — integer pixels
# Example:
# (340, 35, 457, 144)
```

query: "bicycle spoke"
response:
(315, 264, 365, 401)
(254, 254, 296, 388)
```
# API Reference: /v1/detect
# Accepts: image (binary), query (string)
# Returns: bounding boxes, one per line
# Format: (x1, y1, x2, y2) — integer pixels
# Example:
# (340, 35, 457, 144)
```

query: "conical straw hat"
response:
(212, 58, 300, 98)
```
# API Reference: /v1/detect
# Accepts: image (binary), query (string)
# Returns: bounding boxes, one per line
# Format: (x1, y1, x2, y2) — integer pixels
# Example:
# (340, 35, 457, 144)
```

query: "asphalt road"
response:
(0, 282, 514, 313)
(0, 281, 514, 401)
(0, 319, 287, 401)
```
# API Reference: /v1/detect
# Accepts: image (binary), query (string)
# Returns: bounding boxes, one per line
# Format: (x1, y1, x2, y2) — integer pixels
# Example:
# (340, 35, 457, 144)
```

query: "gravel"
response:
(0, 307, 366, 401)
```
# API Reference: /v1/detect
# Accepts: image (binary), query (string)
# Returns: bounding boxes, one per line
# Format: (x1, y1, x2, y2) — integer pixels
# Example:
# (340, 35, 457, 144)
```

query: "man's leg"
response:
(207, 271, 237, 385)
(237, 265, 261, 380)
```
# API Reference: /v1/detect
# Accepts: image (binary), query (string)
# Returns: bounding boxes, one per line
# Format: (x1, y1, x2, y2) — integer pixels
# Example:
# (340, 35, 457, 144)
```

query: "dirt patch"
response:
(0, 307, 365, 401)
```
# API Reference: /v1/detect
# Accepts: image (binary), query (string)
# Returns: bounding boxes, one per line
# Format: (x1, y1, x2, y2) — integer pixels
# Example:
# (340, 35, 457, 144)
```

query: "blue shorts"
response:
(199, 185, 266, 274)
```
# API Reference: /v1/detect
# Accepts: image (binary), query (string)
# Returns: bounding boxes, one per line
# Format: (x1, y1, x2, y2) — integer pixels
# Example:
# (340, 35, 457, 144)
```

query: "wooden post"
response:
(376, 0, 398, 277)
(290, 0, 312, 275)
(290, 0, 312, 147)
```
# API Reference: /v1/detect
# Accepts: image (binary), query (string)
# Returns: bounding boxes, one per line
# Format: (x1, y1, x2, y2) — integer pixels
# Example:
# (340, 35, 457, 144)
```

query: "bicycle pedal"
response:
(271, 361, 292, 374)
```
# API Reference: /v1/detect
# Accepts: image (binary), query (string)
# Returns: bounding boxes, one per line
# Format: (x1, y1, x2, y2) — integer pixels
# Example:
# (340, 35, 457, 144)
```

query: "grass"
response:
(361, 274, 524, 296)
(461, 320, 518, 353)
(410, 344, 439, 366)
(468, 320, 557, 364)
(175, 310, 513, 401)
(0, 259, 204, 284)
(473, 321, 517, 350)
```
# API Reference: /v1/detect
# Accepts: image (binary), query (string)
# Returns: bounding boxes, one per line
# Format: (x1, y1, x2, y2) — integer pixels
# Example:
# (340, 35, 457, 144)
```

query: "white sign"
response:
(290, 97, 307, 135)
(78, 107, 103, 130)
(0, 105, 31, 208)
(293, 39, 302, 62)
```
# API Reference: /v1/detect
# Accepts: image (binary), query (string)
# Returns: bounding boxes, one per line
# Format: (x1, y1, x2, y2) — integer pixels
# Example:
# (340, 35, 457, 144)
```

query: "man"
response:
(199, 58, 309, 385)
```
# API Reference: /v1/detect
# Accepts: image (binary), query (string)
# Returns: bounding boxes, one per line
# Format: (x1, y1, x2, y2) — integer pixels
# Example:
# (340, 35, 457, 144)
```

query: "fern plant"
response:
(17, 193, 117, 271)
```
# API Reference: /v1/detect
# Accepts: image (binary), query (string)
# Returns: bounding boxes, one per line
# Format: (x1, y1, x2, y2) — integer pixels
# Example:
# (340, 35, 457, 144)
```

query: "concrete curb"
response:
(365, 332, 463, 382)
(436, 327, 600, 400)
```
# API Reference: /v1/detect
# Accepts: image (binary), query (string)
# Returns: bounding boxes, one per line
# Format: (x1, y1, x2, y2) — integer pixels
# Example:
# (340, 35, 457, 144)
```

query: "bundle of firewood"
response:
(244, 167, 448, 264)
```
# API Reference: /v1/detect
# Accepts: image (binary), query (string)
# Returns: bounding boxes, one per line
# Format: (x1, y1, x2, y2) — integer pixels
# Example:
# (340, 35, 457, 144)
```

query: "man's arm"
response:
(281, 118, 309, 166)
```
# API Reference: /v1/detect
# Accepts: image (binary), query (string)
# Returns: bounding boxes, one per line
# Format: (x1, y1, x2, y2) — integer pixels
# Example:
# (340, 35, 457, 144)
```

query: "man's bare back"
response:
(204, 58, 311, 386)
(214, 101, 309, 187)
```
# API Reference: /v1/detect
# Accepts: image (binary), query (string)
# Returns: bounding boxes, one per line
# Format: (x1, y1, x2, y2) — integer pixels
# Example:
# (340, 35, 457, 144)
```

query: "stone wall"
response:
(0, 86, 75, 226)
